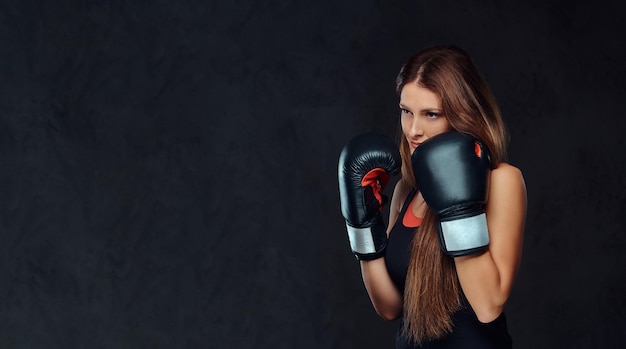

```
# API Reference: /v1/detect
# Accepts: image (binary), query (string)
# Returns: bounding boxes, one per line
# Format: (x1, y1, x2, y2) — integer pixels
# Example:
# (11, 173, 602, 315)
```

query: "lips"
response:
(411, 141, 422, 148)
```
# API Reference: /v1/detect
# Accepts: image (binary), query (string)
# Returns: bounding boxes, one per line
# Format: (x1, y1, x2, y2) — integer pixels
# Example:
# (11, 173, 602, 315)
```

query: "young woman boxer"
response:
(338, 45, 527, 348)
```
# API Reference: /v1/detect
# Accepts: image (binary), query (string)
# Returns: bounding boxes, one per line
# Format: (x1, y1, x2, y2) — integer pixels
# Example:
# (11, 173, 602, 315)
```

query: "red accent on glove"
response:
(361, 168, 389, 211)
(474, 141, 482, 157)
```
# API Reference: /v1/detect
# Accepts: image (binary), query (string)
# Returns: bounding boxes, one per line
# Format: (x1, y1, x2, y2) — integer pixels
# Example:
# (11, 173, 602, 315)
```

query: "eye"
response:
(400, 108, 412, 115)
(425, 111, 440, 118)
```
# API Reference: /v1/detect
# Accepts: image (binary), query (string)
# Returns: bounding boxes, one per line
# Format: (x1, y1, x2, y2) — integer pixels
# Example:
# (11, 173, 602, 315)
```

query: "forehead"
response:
(399, 84, 441, 108)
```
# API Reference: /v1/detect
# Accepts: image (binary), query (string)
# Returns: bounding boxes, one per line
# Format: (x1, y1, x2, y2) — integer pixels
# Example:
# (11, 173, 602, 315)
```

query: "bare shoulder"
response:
(486, 162, 527, 233)
(490, 163, 526, 199)
(491, 163, 524, 185)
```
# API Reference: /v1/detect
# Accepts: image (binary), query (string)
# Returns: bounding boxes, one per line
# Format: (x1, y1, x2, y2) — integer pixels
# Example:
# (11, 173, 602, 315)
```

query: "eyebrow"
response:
(398, 103, 442, 113)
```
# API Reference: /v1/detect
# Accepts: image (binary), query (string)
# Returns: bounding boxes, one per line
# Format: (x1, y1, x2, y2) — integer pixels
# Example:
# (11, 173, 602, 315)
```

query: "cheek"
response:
(428, 120, 452, 137)
(400, 117, 410, 134)
(439, 119, 453, 133)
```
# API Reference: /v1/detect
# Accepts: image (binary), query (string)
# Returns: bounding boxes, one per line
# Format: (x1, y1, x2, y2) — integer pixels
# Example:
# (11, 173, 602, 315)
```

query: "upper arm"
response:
(485, 163, 527, 293)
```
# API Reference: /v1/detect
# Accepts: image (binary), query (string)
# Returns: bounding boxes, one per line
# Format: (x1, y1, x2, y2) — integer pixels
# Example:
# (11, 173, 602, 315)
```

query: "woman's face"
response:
(400, 83, 452, 154)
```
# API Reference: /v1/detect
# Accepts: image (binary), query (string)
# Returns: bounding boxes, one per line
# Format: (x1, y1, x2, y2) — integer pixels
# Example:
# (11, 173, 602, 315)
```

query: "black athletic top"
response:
(385, 189, 512, 349)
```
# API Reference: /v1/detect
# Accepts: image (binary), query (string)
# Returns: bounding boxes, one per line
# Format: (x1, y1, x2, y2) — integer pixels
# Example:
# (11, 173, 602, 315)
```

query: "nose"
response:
(408, 115, 423, 138)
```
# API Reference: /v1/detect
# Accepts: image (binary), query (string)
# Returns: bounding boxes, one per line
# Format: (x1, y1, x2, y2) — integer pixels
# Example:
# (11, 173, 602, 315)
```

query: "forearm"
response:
(360, 258, 403, 321)
(454, 165, 526, 323)
(454, 251, 510, 323)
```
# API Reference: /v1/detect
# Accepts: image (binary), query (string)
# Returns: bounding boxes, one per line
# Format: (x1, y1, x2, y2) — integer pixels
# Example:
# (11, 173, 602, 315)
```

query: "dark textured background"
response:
(1, 0, 625, 348)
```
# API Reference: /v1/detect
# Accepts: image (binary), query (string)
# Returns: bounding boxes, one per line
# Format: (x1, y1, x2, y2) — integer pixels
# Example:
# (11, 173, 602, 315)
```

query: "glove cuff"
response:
(346, 215, 387, 260)
(438, 212, 489, 257)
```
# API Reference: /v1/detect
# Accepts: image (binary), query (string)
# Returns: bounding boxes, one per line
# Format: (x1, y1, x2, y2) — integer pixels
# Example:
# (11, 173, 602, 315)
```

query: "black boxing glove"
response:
(411, 132, 491, 257)
(338, 133, 401, 260)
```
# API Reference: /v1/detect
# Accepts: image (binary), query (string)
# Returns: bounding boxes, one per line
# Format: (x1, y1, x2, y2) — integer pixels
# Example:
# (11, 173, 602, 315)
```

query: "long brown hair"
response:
(395, 45, 508, 344)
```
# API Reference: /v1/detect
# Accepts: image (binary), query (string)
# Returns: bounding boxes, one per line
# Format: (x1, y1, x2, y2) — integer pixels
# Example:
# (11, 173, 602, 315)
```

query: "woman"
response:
(338, 45, 526, 348)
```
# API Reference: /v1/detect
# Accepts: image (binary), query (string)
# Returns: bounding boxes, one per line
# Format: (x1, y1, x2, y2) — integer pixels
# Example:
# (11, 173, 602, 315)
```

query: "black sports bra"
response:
(384, 189, 512, 349)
